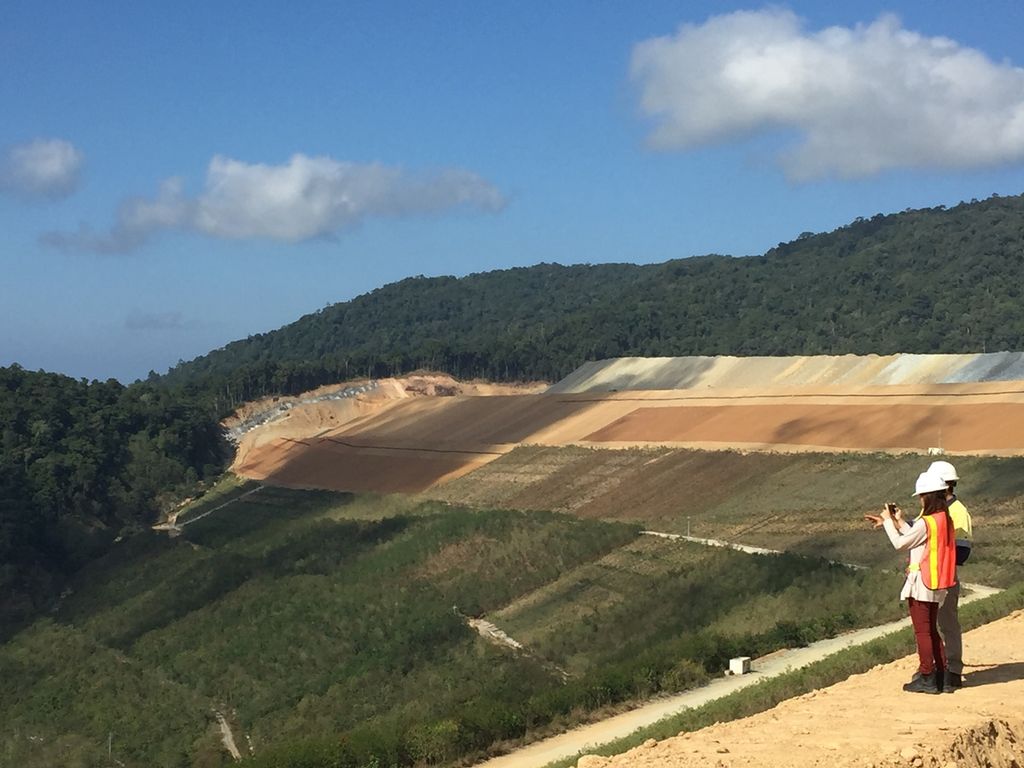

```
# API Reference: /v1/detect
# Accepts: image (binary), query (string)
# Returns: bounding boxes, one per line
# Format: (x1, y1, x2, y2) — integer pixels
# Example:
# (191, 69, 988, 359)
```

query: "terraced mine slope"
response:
(231, 354, 1024, 495)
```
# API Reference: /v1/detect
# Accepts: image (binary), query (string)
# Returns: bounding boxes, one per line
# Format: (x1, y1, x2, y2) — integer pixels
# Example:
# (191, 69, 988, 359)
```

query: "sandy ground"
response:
(564, 608, 1024, 768)
(224, 374, 547, 427)
(583, 401, 1024, 453)
(230, 375, 547, 491)
(214, 711, 242, 761)
(232, 380, 1024, 494)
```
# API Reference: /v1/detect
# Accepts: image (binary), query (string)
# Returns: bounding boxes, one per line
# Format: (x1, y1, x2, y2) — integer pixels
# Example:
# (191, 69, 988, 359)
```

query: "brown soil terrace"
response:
(584, 402, 1024, 452)
(231, 377, 1024, 494)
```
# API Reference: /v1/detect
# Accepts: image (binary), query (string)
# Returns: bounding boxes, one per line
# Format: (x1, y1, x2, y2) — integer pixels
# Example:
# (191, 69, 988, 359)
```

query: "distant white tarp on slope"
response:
(547, 352, 1024, 394)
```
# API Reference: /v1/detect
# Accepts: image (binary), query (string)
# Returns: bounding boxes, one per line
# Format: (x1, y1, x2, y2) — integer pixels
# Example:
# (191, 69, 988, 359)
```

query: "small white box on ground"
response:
(729, 656, 751, 675)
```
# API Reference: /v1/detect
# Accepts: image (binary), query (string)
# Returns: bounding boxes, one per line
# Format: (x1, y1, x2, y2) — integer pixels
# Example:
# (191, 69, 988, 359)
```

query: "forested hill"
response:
(0, 367, 225, 637)
(165, 194, 1024, 411)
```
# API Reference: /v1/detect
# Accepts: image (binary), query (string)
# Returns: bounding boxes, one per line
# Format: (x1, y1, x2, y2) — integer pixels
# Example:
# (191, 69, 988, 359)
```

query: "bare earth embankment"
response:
(230, 374, 549, 492)
(232, 380, 1024, 494)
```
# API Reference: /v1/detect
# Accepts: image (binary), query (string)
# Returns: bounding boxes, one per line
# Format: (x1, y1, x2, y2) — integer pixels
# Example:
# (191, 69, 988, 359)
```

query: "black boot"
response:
(903, 671, 941, 694)
(944, 671, 963, 691)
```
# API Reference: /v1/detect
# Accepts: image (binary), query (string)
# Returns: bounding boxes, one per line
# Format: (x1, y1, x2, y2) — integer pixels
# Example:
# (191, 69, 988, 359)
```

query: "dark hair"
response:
(921, 490, 955, 545)
(920, 490, 948, 516)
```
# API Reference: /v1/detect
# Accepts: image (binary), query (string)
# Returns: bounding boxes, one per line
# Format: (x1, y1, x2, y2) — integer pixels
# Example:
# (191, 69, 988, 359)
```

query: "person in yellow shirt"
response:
(928, 460, 972, 690)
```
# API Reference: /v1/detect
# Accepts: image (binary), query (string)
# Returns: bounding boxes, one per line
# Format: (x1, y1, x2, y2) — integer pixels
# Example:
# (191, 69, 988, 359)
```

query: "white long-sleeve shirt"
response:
(882, 516, 948, 603)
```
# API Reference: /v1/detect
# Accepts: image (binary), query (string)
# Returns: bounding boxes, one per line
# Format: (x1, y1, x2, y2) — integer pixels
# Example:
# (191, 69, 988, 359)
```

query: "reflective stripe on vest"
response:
(920, 513, 957, 590)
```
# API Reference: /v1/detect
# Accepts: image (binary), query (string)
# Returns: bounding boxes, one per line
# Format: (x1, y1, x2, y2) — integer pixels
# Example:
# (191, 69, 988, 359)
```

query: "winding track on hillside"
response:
(472, 531, 1001, 768)
(561, 609, 1024, 768)
(472, 583, 1003, 768)
(152, 485, 264, 534)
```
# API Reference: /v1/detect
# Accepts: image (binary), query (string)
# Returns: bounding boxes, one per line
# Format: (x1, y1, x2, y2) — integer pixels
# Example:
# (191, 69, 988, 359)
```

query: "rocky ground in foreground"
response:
(577, 610, 1024, 768)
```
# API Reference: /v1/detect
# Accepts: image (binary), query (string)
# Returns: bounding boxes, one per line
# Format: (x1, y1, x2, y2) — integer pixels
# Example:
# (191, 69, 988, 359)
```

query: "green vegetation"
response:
(431, 446, 1024, 585)
(0, 620, 211, 768)
(163, 194, 1024, 410)
(543, 582, 1024, 768)
(1, 486, 918, 768)
(2, 489, 633, 768)
(0, 365, 226, 638)
(493, 538, 903, 676)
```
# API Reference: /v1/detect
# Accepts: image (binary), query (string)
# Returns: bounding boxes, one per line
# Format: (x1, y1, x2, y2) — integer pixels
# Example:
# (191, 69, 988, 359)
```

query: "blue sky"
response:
(3, 1, 1024, 382)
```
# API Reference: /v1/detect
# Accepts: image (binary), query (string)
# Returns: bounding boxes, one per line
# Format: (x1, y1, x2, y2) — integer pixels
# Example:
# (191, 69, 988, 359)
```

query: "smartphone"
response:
(885, 502, 897, 514)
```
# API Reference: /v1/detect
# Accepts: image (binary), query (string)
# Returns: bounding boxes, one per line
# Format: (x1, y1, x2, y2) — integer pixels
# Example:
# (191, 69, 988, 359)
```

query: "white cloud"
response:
(631, 9, 1024, 180)
(42, 154, 506, 252)
(196, 155, 505, 241)
(0, 138, 84, 199)
(41, 178, 191, 254)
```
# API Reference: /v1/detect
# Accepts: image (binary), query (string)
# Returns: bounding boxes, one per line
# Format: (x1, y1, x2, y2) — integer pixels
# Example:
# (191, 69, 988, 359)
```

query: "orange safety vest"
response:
(913, 512, 957, 590)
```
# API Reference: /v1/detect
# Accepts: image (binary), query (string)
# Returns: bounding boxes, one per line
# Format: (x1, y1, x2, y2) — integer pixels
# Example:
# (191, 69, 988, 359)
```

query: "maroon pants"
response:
(908, 598, 946, 675)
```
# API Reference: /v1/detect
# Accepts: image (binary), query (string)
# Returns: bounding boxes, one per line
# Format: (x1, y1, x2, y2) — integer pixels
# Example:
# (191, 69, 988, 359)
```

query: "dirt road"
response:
(575, 608, 1024, 768)
(214, 710, 242, 761)
(473, 585, 1003, 768)
(153, 485, 264, 534)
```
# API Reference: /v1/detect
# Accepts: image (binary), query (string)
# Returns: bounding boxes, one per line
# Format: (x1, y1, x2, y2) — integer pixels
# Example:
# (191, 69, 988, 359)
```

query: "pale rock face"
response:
(577, 755, 611, 768)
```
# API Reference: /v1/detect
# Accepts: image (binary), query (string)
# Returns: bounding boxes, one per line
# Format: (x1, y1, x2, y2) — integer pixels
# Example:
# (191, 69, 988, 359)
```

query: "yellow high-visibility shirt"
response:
(948, 498, 972, 545)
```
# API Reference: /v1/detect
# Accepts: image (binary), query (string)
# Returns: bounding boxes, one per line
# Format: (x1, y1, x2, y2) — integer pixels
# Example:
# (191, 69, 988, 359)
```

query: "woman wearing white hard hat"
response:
(869, 471, 958, 694)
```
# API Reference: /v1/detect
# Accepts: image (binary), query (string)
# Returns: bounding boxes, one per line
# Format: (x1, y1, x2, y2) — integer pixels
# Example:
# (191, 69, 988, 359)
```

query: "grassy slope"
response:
(493, 538, 902, 676)
(1, 487, 636, 768)
(0, 620, 213, 768)
(4, 446, 1021, 768)
(429, 447, 1024, 585)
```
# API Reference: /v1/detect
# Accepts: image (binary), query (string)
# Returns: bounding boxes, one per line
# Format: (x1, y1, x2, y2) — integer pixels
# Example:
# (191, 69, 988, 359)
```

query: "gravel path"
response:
(573, 609, 1024, 768)
(473, 583, 1000, 768)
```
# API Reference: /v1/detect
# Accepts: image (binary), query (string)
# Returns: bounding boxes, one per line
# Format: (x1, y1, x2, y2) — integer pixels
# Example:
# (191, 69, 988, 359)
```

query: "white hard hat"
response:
(913, 471, 948, 496)
(927, 460, 959, 482)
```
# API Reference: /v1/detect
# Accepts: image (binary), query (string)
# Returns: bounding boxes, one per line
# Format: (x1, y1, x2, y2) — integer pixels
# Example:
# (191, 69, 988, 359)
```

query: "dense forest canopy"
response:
(163, 194, 1024, 412)
(0, 366, 225, 636)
